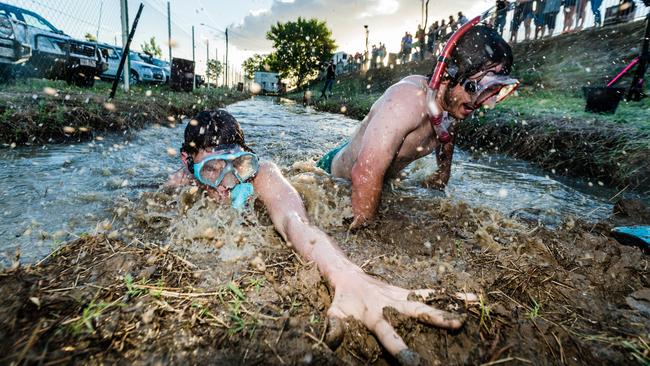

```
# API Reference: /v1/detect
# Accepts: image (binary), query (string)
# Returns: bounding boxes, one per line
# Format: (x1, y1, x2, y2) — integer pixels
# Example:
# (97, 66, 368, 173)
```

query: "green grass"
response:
(526, 299, 542, 320)
(496, 90, 650, 132)
(70, 300, 120, 335)
(0, 78, 249, 145)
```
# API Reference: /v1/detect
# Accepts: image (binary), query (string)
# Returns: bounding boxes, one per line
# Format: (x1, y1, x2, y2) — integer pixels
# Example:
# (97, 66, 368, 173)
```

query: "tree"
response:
(141, 37, 162, 58)
(242, 54, 265, 80)
(242, 54, 279, 79)
(206, 59, 223, 85)
(84, 33, 97, 42)
(266, 17, 336, 87)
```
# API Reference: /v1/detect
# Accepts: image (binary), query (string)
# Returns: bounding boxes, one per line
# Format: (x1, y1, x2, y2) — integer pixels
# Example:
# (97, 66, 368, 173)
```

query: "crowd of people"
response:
(330, 0, 638, 75)
(394, 0, 635, 63)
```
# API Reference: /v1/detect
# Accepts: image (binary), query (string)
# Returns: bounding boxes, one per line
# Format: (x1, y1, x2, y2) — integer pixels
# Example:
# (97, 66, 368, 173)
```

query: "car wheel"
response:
(129, 70, 139, 86)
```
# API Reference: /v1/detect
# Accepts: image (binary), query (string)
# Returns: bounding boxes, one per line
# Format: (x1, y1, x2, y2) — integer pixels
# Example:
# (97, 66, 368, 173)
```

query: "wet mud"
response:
(1, 162, 648, 365)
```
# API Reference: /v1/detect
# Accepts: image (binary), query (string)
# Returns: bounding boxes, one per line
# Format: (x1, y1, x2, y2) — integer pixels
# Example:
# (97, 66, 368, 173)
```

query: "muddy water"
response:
(0, 97, 631, 264)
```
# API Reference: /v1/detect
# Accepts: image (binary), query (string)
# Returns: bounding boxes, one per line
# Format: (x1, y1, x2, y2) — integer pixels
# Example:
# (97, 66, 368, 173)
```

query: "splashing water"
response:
(0, 97, 633, 265)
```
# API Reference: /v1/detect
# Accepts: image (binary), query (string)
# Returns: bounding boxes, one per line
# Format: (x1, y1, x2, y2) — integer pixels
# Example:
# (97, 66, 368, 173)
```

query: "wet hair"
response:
(180, 109, 253, 160)
(438, 25, 514, 85)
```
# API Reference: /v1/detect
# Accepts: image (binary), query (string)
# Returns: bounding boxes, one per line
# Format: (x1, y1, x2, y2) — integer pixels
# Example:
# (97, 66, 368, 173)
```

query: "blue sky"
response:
(6, 0, 493, 78)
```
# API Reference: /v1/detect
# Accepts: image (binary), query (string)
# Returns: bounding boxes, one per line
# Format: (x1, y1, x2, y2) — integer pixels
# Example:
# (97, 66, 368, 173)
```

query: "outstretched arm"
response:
(254, 162, 470, 363)
(350, 87, 422, 228)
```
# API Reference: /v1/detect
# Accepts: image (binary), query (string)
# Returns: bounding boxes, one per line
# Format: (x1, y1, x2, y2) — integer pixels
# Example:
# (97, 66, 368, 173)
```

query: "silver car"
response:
(98, 44, 165, 85)
(0, 2, 104, 86)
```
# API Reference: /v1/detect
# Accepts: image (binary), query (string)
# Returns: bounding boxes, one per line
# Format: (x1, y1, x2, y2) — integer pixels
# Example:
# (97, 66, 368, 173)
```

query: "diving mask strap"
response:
(230, 182, 254, 210)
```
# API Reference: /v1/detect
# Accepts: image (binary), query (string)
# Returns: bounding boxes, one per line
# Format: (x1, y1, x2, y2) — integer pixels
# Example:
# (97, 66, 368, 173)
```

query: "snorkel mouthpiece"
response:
(230, 182, 254, 210)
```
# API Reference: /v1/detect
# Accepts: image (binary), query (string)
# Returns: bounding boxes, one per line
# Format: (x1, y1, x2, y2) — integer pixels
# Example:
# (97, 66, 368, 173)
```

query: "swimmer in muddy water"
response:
(318, 25, 519, 229)
(167, 109, 476, 364)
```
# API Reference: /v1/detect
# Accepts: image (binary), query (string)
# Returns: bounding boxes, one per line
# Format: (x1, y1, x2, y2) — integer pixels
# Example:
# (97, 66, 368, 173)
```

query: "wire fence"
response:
(0, 0, 243, 89)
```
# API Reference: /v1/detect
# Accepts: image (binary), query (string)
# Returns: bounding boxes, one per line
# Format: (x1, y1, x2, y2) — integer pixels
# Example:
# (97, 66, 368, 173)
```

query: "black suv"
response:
(0, 2, 106, 86)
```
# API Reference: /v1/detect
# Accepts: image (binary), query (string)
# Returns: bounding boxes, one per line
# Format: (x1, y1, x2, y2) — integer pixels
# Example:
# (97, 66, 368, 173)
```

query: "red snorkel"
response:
(427, 7, 497, 143)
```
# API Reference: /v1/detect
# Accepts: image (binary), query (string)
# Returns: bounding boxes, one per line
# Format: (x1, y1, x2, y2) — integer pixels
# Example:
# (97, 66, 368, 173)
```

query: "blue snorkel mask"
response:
(190, 145, 259, 209)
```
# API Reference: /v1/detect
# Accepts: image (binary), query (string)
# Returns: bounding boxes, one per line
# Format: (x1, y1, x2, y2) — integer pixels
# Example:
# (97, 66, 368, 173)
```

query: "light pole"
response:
(201, 23, 228, 87)
(364, 25, 369, 70)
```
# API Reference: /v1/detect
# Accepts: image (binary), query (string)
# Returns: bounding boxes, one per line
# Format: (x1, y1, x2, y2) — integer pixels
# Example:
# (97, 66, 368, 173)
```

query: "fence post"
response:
(120, 0, 130, 92)
(167, 1, 172, 62)
(192, 25, 196, 90)
(206, 39, 210, 89)
(225, 28, 229, 87)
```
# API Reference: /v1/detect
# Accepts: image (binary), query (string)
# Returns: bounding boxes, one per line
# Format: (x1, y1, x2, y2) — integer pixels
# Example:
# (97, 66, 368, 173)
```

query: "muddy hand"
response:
(422, 172, 449, 190)
(349, 215, 368, 230)
(327, 271, 468, 364)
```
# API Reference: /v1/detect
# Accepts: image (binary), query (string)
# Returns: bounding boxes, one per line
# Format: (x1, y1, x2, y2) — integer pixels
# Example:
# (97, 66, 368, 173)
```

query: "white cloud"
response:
(228, 0, 490, 54)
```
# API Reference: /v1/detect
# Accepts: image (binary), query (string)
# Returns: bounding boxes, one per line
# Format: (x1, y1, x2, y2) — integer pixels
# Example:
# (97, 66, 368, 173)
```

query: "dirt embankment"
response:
(1, 169, 649, 365)
(0, 82, 250, 146)
(289, 20, 650, 191)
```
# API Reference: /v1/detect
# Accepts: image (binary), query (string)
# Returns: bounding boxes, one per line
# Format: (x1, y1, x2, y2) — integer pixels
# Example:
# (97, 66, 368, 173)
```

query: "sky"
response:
(5, 0, 496, 82)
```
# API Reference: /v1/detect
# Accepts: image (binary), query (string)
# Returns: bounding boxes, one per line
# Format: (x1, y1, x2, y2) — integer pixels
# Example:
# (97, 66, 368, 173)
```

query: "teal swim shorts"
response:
(316, 142, 348, 174)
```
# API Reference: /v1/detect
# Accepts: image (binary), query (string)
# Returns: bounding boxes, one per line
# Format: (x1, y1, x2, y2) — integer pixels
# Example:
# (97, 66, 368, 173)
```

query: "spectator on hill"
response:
(400, 32, 413, 63)
(416, 25, 426, 60)
(591, 0, 603, 26)
(543, 0, 562, 37)
(427, 22, 438, 54)
(439, 19, 447, 38)
(534, 0, 547, 39)
(575, 0, 588, 30)
(448, 15, 457, 32)
(494, 0, 509, 36)
(371, 44, 378, 69)
(458, 11, 468, 26)
(320, 61, 336, 99)
(511, 0, 535, 42)
(379, 43, 387, 67)
(563, 0, 578, 33)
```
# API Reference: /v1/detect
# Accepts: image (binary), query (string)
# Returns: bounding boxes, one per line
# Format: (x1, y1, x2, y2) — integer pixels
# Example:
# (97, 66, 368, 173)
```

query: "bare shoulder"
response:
(378, 75, 428, 107)
(366, 75, 428, 130)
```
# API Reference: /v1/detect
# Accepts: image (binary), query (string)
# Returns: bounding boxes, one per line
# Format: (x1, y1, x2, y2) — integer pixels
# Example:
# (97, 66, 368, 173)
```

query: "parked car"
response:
(97, 43, 165, 85)
(0, 2, 105, 86)
(138, 53, 171, 83)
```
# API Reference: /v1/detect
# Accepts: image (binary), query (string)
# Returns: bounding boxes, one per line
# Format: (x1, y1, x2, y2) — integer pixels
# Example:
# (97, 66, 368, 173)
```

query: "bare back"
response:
(330, 75, 440, 180)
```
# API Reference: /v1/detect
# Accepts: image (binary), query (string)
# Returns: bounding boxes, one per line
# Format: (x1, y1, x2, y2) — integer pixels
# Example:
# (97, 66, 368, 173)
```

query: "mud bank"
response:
(0, 80, 250, 146)
(287, 19, 650, 191)
(1, 165, 649, 365)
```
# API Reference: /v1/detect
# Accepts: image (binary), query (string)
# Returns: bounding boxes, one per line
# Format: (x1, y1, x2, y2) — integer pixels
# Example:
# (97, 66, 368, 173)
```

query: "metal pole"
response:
(421, 0, 424, 26)
(225, 28, 229, 87)
(111, 3, 144, 99)
(120, 0, 130, 92)
(167, 1, 172, 62)
(215, 48, 218, 86)
(364, 25, 369, 70)
(192, 25, 196, 90)
(96, 1, 103, 40)
(206, 39, 210, 89)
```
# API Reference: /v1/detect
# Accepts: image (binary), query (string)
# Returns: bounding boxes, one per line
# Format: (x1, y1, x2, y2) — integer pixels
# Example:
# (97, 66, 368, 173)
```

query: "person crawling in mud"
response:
(166, 110, 475, 364)
(317, 25, 519, 229)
